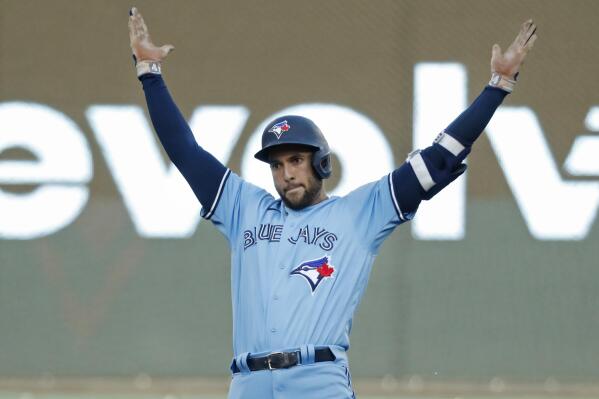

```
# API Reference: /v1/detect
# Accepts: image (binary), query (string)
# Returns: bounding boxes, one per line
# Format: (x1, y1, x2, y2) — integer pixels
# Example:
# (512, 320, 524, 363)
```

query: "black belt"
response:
(232, 348, 335, 373)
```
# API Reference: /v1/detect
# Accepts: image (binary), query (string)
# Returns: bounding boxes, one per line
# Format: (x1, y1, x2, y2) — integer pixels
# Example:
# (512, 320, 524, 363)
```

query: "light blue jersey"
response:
(207, 171, 410, 359)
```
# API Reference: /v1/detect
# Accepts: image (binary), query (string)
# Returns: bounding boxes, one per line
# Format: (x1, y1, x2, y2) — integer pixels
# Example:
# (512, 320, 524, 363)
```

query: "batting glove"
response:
(128, 7, 175, 77)
(489, 19, 538, 93)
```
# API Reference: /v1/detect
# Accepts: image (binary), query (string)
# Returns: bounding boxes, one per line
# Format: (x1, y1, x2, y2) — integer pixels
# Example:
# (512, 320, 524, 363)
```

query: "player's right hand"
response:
(128, 7, 174, 63)
(491, 19, 537, 80)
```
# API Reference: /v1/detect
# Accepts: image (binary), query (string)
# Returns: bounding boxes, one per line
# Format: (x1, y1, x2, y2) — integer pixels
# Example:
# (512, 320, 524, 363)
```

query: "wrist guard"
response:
(136, 60, 162, 77)
(489, 72, 516, 93)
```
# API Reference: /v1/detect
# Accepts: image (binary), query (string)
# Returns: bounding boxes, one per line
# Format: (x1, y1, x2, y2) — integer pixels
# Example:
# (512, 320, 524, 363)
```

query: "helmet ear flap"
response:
(312, 149, 332, 179)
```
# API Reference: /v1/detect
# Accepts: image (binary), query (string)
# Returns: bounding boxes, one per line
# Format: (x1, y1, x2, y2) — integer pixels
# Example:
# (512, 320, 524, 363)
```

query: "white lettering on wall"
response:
(486, 107, 599, 240)
(564, 107, 599, 176)
(412, 63, 467, 240)
(2, 65, 598, 240)
(189, 106, 249, 162)
(86, 105, 246, 238)
(0, 102, 92, 239)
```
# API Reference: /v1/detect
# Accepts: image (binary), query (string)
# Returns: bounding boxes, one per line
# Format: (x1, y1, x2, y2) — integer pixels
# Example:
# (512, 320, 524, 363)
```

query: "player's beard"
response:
(279, 175, 324, 210)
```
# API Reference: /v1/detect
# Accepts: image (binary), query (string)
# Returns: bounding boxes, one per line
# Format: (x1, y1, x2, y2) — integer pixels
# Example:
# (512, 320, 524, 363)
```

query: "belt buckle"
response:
(267, 352, 285, 370)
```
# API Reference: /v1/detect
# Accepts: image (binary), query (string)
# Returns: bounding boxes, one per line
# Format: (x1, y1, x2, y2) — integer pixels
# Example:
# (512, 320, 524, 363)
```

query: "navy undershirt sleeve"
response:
(392, 86, 508, 214)
(445, 86, 508, 146)
(140, 74, 227, 212)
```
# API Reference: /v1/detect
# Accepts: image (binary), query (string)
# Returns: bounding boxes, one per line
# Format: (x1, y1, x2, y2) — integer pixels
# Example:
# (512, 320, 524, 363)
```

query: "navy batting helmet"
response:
(254, 115, 332, 179)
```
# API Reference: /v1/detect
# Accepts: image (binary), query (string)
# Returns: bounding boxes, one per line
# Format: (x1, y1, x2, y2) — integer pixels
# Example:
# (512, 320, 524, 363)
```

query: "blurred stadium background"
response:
(1, 0, 599, 398)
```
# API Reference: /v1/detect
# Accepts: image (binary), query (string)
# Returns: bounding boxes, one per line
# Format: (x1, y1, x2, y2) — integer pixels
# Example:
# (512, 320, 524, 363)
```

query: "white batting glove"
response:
(128, 7, 175, 77)
(489, 19, 538, 92)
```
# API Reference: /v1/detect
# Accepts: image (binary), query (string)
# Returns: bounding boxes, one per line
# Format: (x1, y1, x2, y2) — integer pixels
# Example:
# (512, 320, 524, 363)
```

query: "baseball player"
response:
(128, 8, 537, 398)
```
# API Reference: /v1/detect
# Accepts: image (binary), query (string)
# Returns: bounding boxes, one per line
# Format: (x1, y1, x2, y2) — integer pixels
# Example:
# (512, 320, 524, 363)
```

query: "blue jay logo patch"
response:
(268, 120, 291, 139)
(290, 256, 335, 293)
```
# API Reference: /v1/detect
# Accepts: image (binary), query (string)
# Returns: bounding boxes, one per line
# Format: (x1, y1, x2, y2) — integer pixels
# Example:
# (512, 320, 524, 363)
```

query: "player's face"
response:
(268, 145, 327, 210)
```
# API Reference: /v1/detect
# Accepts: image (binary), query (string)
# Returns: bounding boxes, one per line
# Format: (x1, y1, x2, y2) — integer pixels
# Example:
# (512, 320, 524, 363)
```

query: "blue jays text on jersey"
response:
(244, 223, 338, 251)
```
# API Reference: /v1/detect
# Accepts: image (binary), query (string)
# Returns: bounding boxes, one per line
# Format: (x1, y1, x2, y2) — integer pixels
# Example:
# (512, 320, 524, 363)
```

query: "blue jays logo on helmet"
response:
(268, 120, 291, 139)
(290, 255, 335, 293)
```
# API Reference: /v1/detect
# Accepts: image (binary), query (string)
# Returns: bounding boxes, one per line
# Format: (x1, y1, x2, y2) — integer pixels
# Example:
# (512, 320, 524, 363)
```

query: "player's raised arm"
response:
(128, 7, 229, 217)
(391, 20, 538, 216)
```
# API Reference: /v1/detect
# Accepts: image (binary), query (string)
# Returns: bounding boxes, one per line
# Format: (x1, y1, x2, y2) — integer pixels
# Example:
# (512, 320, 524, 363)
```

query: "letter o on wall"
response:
(241, 104, 395, 197)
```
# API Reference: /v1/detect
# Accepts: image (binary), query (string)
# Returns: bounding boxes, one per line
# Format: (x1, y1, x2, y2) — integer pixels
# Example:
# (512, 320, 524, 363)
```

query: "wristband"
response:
(136, 60, 161, 77)
(489, 72, 516, 93)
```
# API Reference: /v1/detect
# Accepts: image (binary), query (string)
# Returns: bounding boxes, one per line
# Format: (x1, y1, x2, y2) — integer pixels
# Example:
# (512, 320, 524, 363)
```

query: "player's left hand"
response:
(491, 19, 538, 80)
(128, 7, 174, 63)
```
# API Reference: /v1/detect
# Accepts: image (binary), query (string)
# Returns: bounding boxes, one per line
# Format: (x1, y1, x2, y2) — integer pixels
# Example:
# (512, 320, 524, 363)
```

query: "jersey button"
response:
(270, 328, 277, 333)
(273, 294, 279, 300)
